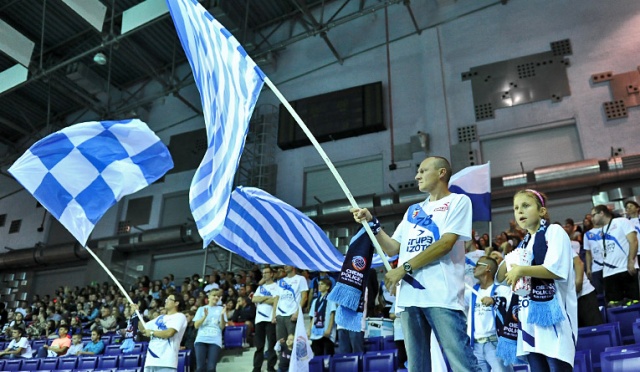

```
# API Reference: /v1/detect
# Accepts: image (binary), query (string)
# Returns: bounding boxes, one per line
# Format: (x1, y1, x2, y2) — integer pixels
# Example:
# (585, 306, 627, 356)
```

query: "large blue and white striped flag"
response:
(448, 162, 491, 222)
(8, 119, 173, 245)
(214, 187, 346, 271)
(166, 0, 266, 247)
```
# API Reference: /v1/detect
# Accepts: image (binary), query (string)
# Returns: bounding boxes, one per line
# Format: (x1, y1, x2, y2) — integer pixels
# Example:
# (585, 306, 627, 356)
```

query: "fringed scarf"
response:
(327, 228, 374, 311)
(495, 293, 523, 366)
(525, 219, 565, 327)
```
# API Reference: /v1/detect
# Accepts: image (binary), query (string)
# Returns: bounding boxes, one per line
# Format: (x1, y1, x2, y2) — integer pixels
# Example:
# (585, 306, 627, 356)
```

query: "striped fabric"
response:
(167, 0, 266, 247)
(214, 187, 394, 271)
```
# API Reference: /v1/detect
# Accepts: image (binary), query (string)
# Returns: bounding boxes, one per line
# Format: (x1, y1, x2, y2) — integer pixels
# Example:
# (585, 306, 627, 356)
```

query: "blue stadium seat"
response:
(20, 358, 40, 371)
(601, 348, 640, 372)
(178, 349, 191, 372)
(122, 343, 143, 354)
(329, 352, 361, 372)
(224, 326, 244, 348)
(364, 336, 382, 352)
(382, 335, 396, 350)
(607, 304, 640, 344)
(574, 349, 593, 372)
(363, 350, 394, 372)
(605, 343, 640, 353)
(365, 349, 397, 370)
(119, 354, 142, 369)
(633, 320, 640, 344)
(309, 354, 331, 372)
(105, 344, 123, 355)
(0, 360, 5, 370)
(82, 336, 92, 343)
(98, 355, 120, 369)
(38, 357, 58, 370)
(56, 356, 78, 369)
(577, 322, 622, 370)
(31, 339, 47, 350)
(3, 358, 22, 371)
(78, 355, 99, 369)
(101, 334, 113, 345)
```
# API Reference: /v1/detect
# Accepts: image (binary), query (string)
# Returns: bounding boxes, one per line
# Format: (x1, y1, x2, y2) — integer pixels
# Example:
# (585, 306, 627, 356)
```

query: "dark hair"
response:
(92, 327, 103, 336)
(172, 295, 186, 311)
(625, 200, 640, 209)
(58, 324, 69, 331)
(592, 204, 612, 218)
(319, 278, 333, 291)
(431, 156, 452, 183)
(12, 327, 24, 336)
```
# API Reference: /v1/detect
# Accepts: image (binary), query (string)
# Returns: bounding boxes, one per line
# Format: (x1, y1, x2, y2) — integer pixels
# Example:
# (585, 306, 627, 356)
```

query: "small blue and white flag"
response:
(8, 119, 173, 246)
(448, 162, 491, 222)
(214, 187, 346, 272)
(166, 0, 266, 247)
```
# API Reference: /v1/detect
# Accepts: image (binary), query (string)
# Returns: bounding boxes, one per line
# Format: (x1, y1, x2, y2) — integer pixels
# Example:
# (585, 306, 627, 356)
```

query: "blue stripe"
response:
(448, 188, 491, 222)
(465, 257, 477, 267)
(168, 0, 265, 247)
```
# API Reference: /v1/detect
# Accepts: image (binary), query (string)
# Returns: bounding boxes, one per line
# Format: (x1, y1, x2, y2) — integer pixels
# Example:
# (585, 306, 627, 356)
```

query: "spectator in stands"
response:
(308, 278, 337, 356)
(564, 218, 582, 245)
(336, 287, 368, 354)
(273, 265, 309, 347)
(252, 266, 279, 372)
(0, 303, 7, 330)
(275, 266, 286, 280)
(68, 316, 82, 336)
(26, 312, 46, 338)
(181, 310, 197, 371)
(573, 251, 602, 327)
(46, 306, 62, 322)
(91, 306, 116, 332)
(224, 299, 236, 322)
(14, 301, 28, 317)
(194, 290, 226, 372)
(37, 324, 71, 357)
(466, 256, 512, 372)
(138, 294, 187, 370)
(230, 296, 256, 340)
(0, 327, 32, 359)
(203, 274, 220, 294)
(67, 333, 84, 356)
(307, 272, 336, 312)
(77, 329, 105, 355)
(591, 204, 639, 305)
(82, 301, 100, 322)
(626, 200, 640, 261)
(274, 334, 294, 372)
(4, 311, 26, 337)
(44, 320, 59, 339)
(224, 287, 239, 305)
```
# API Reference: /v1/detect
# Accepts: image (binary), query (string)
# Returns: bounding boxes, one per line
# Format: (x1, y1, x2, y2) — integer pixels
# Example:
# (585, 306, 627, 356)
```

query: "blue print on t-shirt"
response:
(405, 204, 440, 253)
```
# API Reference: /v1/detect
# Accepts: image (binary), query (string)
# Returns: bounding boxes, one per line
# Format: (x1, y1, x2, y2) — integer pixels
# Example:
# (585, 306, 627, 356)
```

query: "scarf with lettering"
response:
(523, 219, 565, 327)
(495, 292, 523, 366)
(327, 227, 374, 311)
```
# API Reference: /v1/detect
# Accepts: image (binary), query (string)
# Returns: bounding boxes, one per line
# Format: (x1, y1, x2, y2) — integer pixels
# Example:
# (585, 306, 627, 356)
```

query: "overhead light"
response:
(93, 52, 107, 65)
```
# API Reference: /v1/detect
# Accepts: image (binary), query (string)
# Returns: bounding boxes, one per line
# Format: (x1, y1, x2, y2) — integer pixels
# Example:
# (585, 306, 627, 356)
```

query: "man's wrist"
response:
(368, 216, 381, 235)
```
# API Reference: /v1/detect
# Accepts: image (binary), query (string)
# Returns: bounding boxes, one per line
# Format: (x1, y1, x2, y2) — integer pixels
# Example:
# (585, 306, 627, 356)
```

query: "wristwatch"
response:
(150, 330, 155, 338)
(403, 262, 413, 274)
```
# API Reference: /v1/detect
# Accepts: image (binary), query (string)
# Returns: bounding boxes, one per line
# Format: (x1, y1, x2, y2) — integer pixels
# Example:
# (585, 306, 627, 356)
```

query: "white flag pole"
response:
(264, 77, 392, 272)
(84, 246, 146, 325)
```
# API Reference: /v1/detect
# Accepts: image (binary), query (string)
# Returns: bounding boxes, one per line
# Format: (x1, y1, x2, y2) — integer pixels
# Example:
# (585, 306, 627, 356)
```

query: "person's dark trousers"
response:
(578, 291, 603, 327)
(37, 346, 48, 358)
(591, 270, 603, 294)
(604, 271, 640, 303)
(253, 321, 277, 372)
(526, 352, 573, 372)
(275, 315, 295, 341)
(395, 340, 407, 368)
(337, 329, 364, 354)
(311, 337, 335, 356)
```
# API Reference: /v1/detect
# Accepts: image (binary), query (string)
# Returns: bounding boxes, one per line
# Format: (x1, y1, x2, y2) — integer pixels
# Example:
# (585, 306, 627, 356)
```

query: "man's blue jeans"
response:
(401, 306, 480, 372)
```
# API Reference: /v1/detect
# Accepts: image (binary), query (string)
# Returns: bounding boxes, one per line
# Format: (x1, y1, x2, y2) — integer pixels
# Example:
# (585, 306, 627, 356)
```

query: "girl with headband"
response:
(496, 189, 577, 371)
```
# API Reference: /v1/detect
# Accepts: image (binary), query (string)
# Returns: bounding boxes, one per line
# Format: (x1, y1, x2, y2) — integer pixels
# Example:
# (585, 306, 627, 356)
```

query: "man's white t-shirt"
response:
(392, 193, 472, 311)
(144, 312, 187, 369)
(572, 251, 595, 298)
(516, 224, 577, 367)
(583, 227, 604, 273)
(276, 275, 308, 317)
(255, 282, 279, 324)
(600, 218, 638, 277)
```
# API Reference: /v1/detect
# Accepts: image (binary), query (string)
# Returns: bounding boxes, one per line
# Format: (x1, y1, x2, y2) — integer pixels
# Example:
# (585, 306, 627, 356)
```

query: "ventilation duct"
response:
(0, 224, 200, 270)
(114, 224, 201, 252)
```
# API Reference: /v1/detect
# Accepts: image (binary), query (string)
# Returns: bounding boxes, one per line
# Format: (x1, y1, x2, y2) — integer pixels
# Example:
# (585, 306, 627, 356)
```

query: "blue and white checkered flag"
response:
(8, 119, 173, 246)
(166, 0, 266, 247)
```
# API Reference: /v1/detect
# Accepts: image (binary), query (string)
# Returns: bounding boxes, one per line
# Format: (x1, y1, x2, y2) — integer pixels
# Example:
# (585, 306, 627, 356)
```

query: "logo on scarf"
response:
(352, 256, 367, 271)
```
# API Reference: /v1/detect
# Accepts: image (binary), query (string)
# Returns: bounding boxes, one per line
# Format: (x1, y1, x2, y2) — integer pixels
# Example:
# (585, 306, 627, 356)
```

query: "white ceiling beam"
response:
(0, 64, 28, 95)
(0, 20, 35, 67)
(61, 0, 108, 32)
(121, 0, 169, 35)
